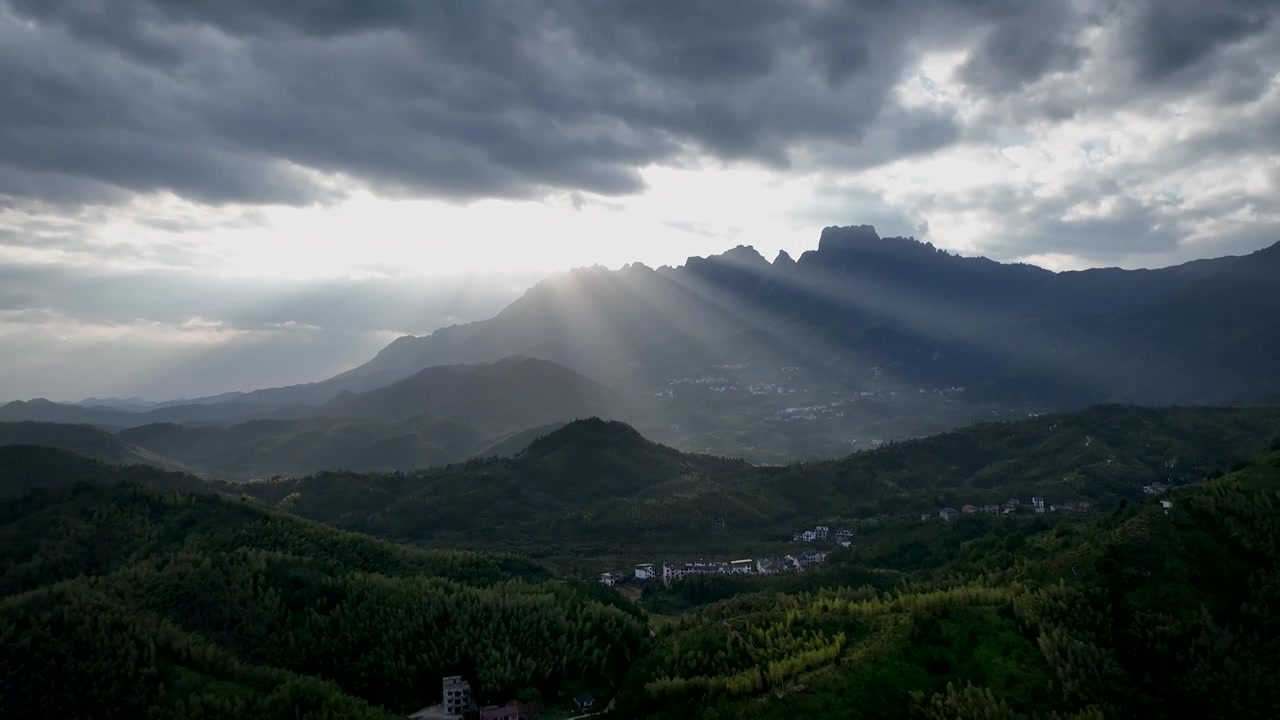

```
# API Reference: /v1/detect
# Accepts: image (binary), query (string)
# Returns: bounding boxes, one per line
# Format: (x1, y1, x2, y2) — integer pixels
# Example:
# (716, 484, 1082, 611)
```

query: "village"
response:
(924, 480, 1176, 521)
(924, 495, 1093, 521)
(597, 524, 854, 588)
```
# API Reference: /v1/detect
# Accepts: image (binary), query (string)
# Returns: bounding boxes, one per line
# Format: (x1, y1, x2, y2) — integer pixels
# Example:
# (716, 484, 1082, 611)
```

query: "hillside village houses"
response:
(606, 552, 832, 589)
(929, 495, 1091, 521)
(793, 524, 847, 543)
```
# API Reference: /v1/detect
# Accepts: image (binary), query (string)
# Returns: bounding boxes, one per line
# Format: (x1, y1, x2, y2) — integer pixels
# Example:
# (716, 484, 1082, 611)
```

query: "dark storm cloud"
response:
(4, 0, 1209, 208)
(956, 3, 1088, 93)
(1124, 0, 1274, 83)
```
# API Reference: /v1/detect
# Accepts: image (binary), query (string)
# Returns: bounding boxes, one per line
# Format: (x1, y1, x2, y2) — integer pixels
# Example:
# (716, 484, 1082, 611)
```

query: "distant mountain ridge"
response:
(0, 421, 185, 471)
(110, 358, 632, 477)
(322, 356, 631, 433)
(4, 225, 1276, 467)
(338, 226, 1280, 406)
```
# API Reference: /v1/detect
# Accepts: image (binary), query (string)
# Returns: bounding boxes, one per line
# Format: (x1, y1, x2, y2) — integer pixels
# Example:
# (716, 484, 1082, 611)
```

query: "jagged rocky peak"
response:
(620, 261, 653, 274)
(773, 249, 797, 267)
(685, 244, 769, 270)
(817, 224, 882, 253)
(720, 244, 769, 265)
(813, 225, 942, 264)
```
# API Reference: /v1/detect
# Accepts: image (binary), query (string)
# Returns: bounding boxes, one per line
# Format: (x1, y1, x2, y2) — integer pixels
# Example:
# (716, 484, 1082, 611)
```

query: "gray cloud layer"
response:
(5, 0, 1270, 208)
(1, 0, 1278, 400)
(0, 265, 537, 400)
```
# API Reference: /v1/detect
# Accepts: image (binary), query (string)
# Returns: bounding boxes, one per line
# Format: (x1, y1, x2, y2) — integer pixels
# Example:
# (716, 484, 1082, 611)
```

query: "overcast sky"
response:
(2, 0, 1278, 401)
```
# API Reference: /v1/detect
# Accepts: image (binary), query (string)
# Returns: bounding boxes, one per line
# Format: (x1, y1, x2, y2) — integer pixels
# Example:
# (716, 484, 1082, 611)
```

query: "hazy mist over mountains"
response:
(5, 2, 1280, 717)
(3, 224, 1277, 469)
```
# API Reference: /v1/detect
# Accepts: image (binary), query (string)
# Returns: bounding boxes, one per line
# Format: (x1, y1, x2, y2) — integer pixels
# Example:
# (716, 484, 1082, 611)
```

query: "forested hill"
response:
(612, 448, 1280, 719)
(0, 482, 641, 718)
(5, 431, 1280, 717)
(0, 444, 214, 498)
(233, 406, 1280, 555)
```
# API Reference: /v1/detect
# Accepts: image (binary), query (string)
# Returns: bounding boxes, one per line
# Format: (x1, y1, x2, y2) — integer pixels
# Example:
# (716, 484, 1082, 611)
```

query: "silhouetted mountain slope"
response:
(336, 227, 1280, 407)
(0, 421, 178, 468)
(467, 422, 566, 459)
(322, 356, 632, 434)
(117, 416, 482, 477)
(0, 397, 317, 429)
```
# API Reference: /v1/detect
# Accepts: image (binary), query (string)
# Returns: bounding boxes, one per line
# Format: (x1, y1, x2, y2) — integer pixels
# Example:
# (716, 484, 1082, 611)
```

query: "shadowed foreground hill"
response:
(0, 482, 641, 719)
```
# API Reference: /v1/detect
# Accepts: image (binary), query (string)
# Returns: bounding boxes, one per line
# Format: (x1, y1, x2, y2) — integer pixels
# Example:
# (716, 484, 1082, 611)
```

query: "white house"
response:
(1032, 497, 1046, 513)
(814, 525, 830, 540)
(599, 572, 621, 587)
(730, 559, 754, 574)
(634, 563, 655, 581)
(801, 530, 818, 542)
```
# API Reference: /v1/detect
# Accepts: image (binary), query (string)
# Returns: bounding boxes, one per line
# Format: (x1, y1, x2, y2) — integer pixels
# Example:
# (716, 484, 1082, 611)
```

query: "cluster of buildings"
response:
(792, 525, 855, 547)
(603, 553, 830, 587)
(1143, 482, 1170, 495)
(926, 496, 1093, 521)
(409, 677, 590, 720)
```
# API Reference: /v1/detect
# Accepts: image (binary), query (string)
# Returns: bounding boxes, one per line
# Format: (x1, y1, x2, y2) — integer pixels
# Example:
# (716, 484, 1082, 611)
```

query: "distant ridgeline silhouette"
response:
(341, 225, 1280, 407)
(3, 225, 1276, 470)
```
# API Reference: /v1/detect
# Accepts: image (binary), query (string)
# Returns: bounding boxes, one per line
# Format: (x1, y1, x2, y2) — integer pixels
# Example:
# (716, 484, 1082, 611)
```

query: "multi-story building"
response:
(634, 563, 655, 581)
(443, 676, 472, 718)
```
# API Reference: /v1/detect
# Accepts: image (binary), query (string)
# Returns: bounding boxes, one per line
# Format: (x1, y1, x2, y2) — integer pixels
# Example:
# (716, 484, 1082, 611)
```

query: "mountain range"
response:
(2, 225, 1277, 468)
(348, 225, 1280, 404)
(0, 358, 629, 478)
